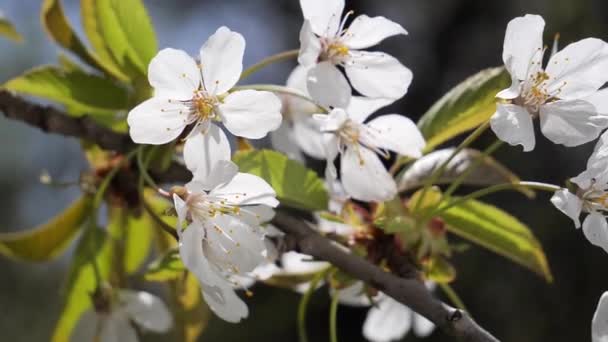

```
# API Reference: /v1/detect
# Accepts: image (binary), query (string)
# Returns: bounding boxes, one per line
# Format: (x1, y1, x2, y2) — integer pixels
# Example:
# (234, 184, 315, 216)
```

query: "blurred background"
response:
(1, 0, 607, 341)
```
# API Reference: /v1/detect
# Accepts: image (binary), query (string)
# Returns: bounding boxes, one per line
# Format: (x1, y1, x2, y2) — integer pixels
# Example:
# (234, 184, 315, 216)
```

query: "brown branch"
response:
(0, 90, 500, 342)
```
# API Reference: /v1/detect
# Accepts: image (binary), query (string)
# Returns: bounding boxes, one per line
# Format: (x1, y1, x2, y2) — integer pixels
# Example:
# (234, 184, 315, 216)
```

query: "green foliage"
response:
(3, 66, 129, 119)
(233, 149, 329, 211)
(0, 196, 91, 262)
(145, 248, 185, 282)
(0, 14, 22, 42)
(424, 255, 456, 283)
(107, 205, 154, 275)
(439, 198, 552, 282)
(417, 67, 510, 151)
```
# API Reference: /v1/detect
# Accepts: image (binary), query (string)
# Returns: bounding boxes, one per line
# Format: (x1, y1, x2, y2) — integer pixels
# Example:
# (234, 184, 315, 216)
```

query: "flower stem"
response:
(240, 49, 299, 81)
(329, 293, 340, 342)
(298, 270, 328, 342)
(137, 145, 160, 191)
(232, 84, 327, 113)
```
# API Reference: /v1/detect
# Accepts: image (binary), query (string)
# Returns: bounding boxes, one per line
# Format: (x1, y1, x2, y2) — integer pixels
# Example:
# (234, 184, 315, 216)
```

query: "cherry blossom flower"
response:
(593, 291, 608, 342)
(310, 99, 425, 202)
(173, 159, 278, 322)
(71, 289, 172, 342)
(338, 282, 435, 342)
(298, 0, 412, 108)
(490, 14, 608, 152)
(551, 167, 608, 253)
(127, 26, 282, 146)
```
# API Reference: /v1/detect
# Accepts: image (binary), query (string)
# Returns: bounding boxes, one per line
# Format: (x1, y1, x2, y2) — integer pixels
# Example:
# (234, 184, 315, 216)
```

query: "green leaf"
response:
(417, 67, 510, 151)
(3, 65, 129, 118)
(0, 13, 22, 42)
(107, 205, 153, 275)
(170, 273, 212, 342)
(0, 196, 91, 262)
(424, 256, 456, 284)
(438, 198, 552, 282)
(85, 0, 158, 77)
(233, 149, 329, 211)
(52, 226, 113, 342)
(145, 248, 185, 282)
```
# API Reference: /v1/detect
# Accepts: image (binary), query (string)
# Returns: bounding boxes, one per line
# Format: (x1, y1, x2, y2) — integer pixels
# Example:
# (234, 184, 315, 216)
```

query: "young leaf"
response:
(417, 67, 510, 150)
(438, 198, 552, 282)
(145, 248, 185, 282)
(3, 65, 129, 118)
(0, 196, 91, 262)
(107, 204, 153, 275)
(397, 147, 534, 197)
(85, 0, 158, 77)
(0, 12, 22, 42)
(423, 255, 456, 284)
(233, 149, 329, 211)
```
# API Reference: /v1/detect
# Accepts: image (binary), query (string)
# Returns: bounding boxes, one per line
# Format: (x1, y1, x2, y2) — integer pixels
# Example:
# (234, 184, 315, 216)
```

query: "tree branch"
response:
(0, 90, 500, 342)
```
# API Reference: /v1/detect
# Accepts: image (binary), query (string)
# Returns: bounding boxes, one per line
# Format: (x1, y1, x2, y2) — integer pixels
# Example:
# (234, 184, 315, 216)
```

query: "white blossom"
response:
(71, 290, 172, 342)
(310, 100, 425, 202)
(173, 159, 279, 322)
(593, 291, 608, 342)
(127, 26, 282, 147)
(298, 0, 412, 108)
(551, 167, 608, 254)
(490, 14, 608, 151)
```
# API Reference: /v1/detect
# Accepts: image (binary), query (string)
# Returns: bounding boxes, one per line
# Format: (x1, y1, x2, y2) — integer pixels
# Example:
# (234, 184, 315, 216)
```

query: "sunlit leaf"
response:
(0, 196, 91, 262)
(423, 255, 456, 284)
(417, 67, 510, 151)
(107, 204, 153, 275)
(145, 248, 185, 282)
(397, 148, 534, 197)
(3, 65, 129, 118)
(170, 273, 212, 342)
(0, 12, 22, 42)
(408, 186, 443, 217)
(233, 149, 329, 211)
(439, 198, 552, 282)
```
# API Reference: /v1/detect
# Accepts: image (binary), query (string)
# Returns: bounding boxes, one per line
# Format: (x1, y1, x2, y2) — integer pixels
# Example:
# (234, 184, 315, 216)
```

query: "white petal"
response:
(316, 108, 348, 132)
(363, 296, 412, 342)
(341, 145, 396, 202)
(119, 290, 173, 333)
(490, 104, 535, 152)
(212, 172, 279, 207)
(585, 89, 608, 115)
(127, 97, 189, 145)
(70, 309, 98, 342)
(316, 214, 355, 236)
(583, 212, 608, 254)
(292, 116, 326, 159)
(298, 21, 322, 67)
(342, 15, 407, 50)
(546, 38, 608, 100)
(287, 65, 311, 95)
(496, 58, 522, 99)
(271, 122, 305, 162)
(307, 62, 351, 109)
(219, 90, 283, 139)
(336, 281, 371, 307)
(345, 51, 412, 100)
(540, 100, 608, 147)
(190, 159, 239, 190)
(589, 130, 608, 170)
(570, 167, 607, 191)
(366, 114, 426, 158)
(173, 194, 188, 232)
(184, 124, 232, 178)
(200, 279, 249, 323)
(346, 96, 394, 124)
(412, 313, 435, 337)
(281, 251, 329, 274)
(179, 223, 216, 286)
(148, 48, 201, 100)
(324, 134, 340, 180)
(99, 312, 138, 342)
(593, 291, 608, 342)
(550, 189, 583, 228)
(502, 14, 545, 81)
(200, 26, 245, 95)
(299, 0, 344, 37)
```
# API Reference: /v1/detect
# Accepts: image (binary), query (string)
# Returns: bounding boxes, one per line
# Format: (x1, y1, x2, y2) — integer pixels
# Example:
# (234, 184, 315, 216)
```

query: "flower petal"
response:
(540, 100, 608, 147)
(292, 116, 326, 159)
(346, 96, 394, 124)
(180, 223, 214, 280)
(201, 279, 249, 323)
(583, 212, 608, 254)
(585, 88, 608, 115)
(173, 194, 188, 233)
(345, 51, 412, 100)
(341, 145, 397, 202)
(550, 189, 583, 228)
(200, 26, 245, 95)
(184, 124, 232, 178)
(342, 15, 407, 50)
(363, 296, 412, 342)
(190, 160, 239, 190)
(212, 172, 279, 207)
(119, 290, 173, 333)
(219, 90, 283, 139)
(148, 48, 201, 100)
(70, 309, 98, 342)
(298, 21, 322, 67)
(271, 121, 305, 162)
(366, 114, 426, 158)
(99, 312, 138, 342)
(307, 62, 351, 109)
(299, 0, 344, 37)
(281, 251, 329, 274)
(589, 130, 608, 170)
(593, 291, 608, 342)
(546, 38, 608, 100)
(490, 104, 535, 152)
(502, 14, 545, 81)
(336, 281, 372, 307)
(412, 313, 435, 337)
(127, 97, 189, 145)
